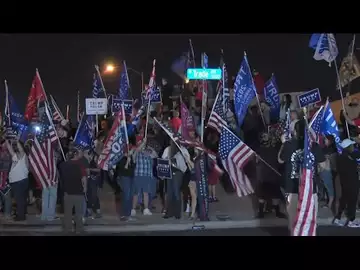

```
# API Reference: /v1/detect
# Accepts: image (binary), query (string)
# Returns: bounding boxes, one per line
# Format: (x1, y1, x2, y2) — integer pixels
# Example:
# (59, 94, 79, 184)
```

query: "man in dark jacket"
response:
(255, 133, 286, 218)
(333, 139, 360, 228)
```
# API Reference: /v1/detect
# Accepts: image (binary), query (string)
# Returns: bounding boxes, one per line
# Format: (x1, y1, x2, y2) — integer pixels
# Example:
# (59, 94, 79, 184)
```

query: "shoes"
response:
(143, 208, 152, 216)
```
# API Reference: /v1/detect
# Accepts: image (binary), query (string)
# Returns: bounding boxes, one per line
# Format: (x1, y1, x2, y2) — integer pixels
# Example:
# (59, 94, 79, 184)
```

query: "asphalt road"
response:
(1, 226, 360, 236)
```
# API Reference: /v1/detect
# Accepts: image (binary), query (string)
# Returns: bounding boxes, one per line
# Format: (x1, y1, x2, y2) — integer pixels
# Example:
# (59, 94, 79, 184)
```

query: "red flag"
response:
(24, 71, 46, 121)
(253, 70, 265, 96)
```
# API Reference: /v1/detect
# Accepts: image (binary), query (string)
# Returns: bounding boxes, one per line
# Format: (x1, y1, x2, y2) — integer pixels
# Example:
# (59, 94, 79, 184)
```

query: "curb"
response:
(0, 217, 334, 233)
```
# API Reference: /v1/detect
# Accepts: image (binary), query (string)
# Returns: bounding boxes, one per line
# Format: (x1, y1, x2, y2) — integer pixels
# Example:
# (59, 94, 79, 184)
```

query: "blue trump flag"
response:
(321, 101, 342, 153)
(73, 114, 95, 150)
(4, 88, 28, 139)
(264, 74, 280, 121)
(93, 68, 106, 99)
(309, 33, 338, 66)
(171, 52, 190, 79)
(119, 61, 130, 100)
(234, 53, 257, 127)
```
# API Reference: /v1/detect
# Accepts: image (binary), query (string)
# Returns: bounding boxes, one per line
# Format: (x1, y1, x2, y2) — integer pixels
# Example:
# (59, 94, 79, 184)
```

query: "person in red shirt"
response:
(169, 111, 182, 133)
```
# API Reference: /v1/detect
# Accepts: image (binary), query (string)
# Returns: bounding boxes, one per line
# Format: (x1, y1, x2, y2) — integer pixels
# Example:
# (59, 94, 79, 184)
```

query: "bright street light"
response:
(185, 78, 190, 84)
(105, 64, 115, 73)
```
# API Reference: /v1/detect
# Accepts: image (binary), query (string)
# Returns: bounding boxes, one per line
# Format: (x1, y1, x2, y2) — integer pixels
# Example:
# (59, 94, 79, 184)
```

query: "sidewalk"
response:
(0, 183, 339, 233)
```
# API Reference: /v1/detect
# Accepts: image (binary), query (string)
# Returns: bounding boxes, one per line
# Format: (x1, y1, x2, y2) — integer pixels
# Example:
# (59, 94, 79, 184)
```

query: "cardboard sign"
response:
(85, 98, 108, 115)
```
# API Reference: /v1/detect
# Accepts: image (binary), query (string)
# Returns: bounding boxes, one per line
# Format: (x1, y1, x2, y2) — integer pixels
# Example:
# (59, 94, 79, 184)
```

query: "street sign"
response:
(187, 68, 222, 80)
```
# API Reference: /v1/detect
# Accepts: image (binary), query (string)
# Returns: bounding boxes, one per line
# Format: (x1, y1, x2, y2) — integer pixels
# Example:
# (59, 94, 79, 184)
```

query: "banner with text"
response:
(297, 88, 321, 108)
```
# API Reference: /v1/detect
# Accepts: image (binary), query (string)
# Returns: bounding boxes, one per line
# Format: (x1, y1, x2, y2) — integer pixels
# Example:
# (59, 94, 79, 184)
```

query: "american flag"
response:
(216, 49, 229, 114)
(292, 124, 318, 236)
(219, 127, 254, 197)
(28, 105, 58, 189)
(146, 60, 156, 99)
(309, 106, 324, 143)
(153, 117, 223, 175)
(207, 88, 228, 133)
(49, 95, 64, 122)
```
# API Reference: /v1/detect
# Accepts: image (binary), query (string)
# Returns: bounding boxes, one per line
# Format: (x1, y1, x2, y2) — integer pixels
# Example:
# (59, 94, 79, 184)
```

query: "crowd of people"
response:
(1, 76, 360, 234)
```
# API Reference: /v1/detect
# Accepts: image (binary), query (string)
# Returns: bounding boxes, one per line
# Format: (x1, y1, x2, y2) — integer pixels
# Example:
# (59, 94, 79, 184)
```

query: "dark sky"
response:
(0, 33, 356, 120)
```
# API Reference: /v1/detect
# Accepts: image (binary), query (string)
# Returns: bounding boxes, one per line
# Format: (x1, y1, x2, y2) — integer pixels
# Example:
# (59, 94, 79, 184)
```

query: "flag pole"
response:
(334, 60, 351, 138)
(221, 49, 227, 114)
(77, 90, 80, 124)
(244, 52, 267, 130)
(66, 105, 70, 120)
(347, 34, 356, 94)
(123, 61, 132, 99)
(50, 95, 65, 120)
(36, 69, 66, 161)
(144, 59, 156, 141)
(200, 53, 208, 143)
(4, 80, 10, 127)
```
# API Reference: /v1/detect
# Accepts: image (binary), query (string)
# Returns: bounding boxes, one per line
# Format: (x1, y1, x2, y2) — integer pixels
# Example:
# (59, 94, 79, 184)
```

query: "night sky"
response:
(0, 33, 356, 121)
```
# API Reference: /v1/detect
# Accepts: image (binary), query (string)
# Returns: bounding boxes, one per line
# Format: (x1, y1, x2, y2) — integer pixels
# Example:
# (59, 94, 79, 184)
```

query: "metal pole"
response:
(334, 60, 350, 138)
(141, 72, 144, 92)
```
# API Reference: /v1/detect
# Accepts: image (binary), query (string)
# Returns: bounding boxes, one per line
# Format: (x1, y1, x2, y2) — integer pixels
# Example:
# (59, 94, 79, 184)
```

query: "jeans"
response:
(320, 170, 334, 197)
(87, 178, 100, 211)
(10, 178, 29, 220)
(41, 185, 58, 220)
(0, 191, 12, 217)
(117, 176, 133, 217)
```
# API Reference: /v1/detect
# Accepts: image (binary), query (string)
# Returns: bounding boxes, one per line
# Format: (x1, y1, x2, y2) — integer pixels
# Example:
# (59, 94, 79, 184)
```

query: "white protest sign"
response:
(85, 98, 108, 115)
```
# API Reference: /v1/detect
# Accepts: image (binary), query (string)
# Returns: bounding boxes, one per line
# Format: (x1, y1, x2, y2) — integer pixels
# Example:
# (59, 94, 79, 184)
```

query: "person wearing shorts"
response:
(131, 145, 154, 216)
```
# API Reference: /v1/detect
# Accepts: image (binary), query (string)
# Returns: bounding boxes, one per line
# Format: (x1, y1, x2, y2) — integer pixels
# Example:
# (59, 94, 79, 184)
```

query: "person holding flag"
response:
(278, 118, 325, 235)
(5, 137, 29, 222)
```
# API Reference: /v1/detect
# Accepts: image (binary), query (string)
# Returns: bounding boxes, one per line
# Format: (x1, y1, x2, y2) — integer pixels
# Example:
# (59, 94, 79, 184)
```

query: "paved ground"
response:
(1, 226, 360, 236)
(1, 182, 358, 235)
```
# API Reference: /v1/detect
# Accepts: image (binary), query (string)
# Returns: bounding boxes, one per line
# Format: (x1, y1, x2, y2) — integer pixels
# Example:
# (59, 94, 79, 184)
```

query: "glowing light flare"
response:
(105, 64, 115, 73)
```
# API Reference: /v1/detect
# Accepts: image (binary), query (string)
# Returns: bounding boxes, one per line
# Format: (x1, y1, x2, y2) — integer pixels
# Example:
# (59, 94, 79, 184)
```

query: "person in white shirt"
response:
(162, 140, 190, 219)
(5, 139, 29, 221)
(289, 110, 300, 136)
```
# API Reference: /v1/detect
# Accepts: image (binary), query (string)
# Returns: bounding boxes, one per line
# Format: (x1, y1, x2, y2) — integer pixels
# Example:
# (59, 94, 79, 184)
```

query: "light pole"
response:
(127, 67, 144, 92)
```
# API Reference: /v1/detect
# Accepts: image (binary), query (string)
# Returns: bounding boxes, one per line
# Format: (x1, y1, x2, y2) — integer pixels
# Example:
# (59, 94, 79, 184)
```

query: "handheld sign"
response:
(85, 98, 108, 115)
(297, 88, 321, 108)
(141, 88, 162, 104)
(187, 68, 222, 80)
(112, 98, 133, 115)
(157, 158, 172, 179)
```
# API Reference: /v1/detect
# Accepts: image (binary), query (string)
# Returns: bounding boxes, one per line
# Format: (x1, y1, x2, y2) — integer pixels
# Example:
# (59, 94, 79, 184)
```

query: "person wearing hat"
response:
(333, 138, 360, 227)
